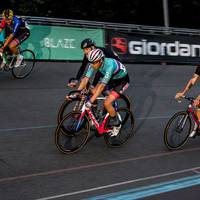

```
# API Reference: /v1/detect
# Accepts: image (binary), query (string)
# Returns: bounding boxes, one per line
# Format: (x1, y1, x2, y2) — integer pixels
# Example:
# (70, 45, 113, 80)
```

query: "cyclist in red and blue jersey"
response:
(0, 9, 30, 69)
(76, 48, 130, 136)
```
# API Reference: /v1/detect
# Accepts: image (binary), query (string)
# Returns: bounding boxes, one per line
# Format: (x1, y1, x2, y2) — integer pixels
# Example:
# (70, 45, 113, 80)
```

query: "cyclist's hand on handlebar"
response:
(175, 92, 184, 100)
(85, 101, 92, 108)
(66, 92, 79, 100)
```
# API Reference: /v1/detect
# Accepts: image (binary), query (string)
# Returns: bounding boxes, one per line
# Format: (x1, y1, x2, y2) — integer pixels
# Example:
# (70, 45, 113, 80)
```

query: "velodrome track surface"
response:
(0, 62, 200, 200)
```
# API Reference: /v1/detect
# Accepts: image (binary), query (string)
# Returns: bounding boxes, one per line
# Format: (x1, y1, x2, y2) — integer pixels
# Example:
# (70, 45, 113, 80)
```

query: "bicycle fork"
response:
(178, 115, 188, 130)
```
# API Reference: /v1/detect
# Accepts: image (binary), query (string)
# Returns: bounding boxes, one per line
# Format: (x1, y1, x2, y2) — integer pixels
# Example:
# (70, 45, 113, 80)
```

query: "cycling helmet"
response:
(81, 38, 96, 49)
(88, 49, 104, 63)
(2, 9, 14, 19)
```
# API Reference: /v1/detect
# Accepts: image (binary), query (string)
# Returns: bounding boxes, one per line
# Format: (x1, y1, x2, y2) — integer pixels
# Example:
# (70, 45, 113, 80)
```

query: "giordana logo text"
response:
(129, 39, 200, 57)
(111, 37, 128, 54)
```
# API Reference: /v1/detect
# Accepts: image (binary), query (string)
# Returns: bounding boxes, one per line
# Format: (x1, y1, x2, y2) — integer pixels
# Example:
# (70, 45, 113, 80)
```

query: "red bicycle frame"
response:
(187, 104, 200, 126)
(78, 104, 112, 135)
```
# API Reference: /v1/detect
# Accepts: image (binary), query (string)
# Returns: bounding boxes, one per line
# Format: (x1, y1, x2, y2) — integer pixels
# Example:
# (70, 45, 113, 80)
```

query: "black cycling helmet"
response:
(81, 38, 96, 49)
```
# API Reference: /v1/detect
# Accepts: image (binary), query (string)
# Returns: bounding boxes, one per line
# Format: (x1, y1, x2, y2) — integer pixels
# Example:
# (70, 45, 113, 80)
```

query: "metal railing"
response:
(26, 16, 200, 36)
(1, 15, 200, 35)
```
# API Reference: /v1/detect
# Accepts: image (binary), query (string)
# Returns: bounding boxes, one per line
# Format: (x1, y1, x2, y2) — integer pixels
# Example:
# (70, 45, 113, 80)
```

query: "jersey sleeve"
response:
(0, 19, 6, 29)
(101, 60, 115, 84)
(85, 64, 95, 78)
(195, 66, 200, 76)
(13, 17, 21, 35)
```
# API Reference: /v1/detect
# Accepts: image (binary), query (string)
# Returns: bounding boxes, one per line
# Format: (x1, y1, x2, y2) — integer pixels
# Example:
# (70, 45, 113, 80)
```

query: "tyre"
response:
(104, 108, 135, 147)
(116, 94, 131, 110)
(164, 111, 192, 150)
(55, 111, 90, 154)
(12, 49, 35, 79)
(57, 97, 83, 125)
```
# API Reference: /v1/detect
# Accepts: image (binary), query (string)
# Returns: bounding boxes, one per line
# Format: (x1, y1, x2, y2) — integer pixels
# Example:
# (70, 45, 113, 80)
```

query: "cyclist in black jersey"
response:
(68, 38, 119, 88)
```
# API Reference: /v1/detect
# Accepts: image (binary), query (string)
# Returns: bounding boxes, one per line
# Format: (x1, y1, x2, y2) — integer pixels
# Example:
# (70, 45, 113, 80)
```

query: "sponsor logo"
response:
(44, 38, 75, 48)
(128, 39, 200, 57)
(111, 37, 128, 54)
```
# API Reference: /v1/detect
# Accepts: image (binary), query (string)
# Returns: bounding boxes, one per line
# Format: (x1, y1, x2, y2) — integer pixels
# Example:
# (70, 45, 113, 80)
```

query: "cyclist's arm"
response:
(181, 73, 199, 94)
(175, 73, 199, 99)
(0, 19, 5, 33)
(90, 83, 106, 103)
(77, 65, 94, 90)
(1, 34, 14, 50)
(77, 77, 89, 90)
(75, 55, 88, 80)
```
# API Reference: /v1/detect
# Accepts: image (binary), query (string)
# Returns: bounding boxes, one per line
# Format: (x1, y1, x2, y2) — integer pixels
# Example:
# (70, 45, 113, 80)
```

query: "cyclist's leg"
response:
(104, 92, 121, 137)
(11, 30, 30, 67)
(104, 77, 130, 136)
(104, 75, 130, 117)
(9, 37, 19, 52)
(195, 100, 200, 122)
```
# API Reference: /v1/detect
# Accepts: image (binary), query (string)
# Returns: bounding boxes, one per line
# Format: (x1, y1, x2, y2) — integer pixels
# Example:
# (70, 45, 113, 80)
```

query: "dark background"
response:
(1, 0, 200, 29)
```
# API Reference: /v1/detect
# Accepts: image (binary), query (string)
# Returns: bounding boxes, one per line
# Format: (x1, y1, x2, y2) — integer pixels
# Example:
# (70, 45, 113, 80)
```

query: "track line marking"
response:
(0, 125, 56, 132)
(35, 167, 200, 200)
(0, 147, 200, 183)
(86, 174, 200, 200)
(0, 115, 171, 132)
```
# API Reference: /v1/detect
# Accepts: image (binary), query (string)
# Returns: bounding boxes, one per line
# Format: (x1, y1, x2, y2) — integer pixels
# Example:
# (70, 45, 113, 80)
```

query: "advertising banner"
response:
(22, 25, 104, 60)
(107, 30, 200, 64)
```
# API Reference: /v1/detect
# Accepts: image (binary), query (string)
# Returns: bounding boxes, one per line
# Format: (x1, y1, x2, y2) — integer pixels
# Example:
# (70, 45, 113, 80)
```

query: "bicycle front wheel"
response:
(12, 49, 35, 79)
(55, 111, 90, 154)
(57, 97, 82, 125)
(164, 111, 192, 150)
(104, 108, 135, 147)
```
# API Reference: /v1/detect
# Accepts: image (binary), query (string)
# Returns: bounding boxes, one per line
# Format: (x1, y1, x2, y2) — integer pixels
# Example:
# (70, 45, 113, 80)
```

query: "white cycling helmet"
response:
(88, 49, 104, 63)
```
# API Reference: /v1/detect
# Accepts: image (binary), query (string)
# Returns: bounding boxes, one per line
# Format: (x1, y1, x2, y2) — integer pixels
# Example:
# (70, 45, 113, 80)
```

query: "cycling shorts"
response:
(14, 29, 30, 44)
(108, 74, 130, 94)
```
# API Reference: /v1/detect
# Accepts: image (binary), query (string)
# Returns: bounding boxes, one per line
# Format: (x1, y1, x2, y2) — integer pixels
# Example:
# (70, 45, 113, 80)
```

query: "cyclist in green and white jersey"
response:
(76, 48, 130, 136)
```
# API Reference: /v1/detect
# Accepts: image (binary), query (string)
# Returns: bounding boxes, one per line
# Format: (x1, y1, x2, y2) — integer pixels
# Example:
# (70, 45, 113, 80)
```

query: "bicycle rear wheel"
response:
(104, 108, 135, 147)
(12, 49, 35, 79)
(116, 94, 131, 110)
(55, 111, 90, 154)
(164, 111, 192, 150)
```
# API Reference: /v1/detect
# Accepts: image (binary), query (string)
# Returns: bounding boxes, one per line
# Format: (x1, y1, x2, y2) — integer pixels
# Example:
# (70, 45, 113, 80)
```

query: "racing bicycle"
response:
(0, 42, 35, 79)
(164, 96, 200, 150)
(55, 89, 135, 154)
(57, 85, 131, 125)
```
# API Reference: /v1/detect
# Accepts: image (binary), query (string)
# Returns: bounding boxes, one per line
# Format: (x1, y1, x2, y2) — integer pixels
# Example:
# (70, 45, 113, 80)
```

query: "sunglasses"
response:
(91, 59, 101, 65)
